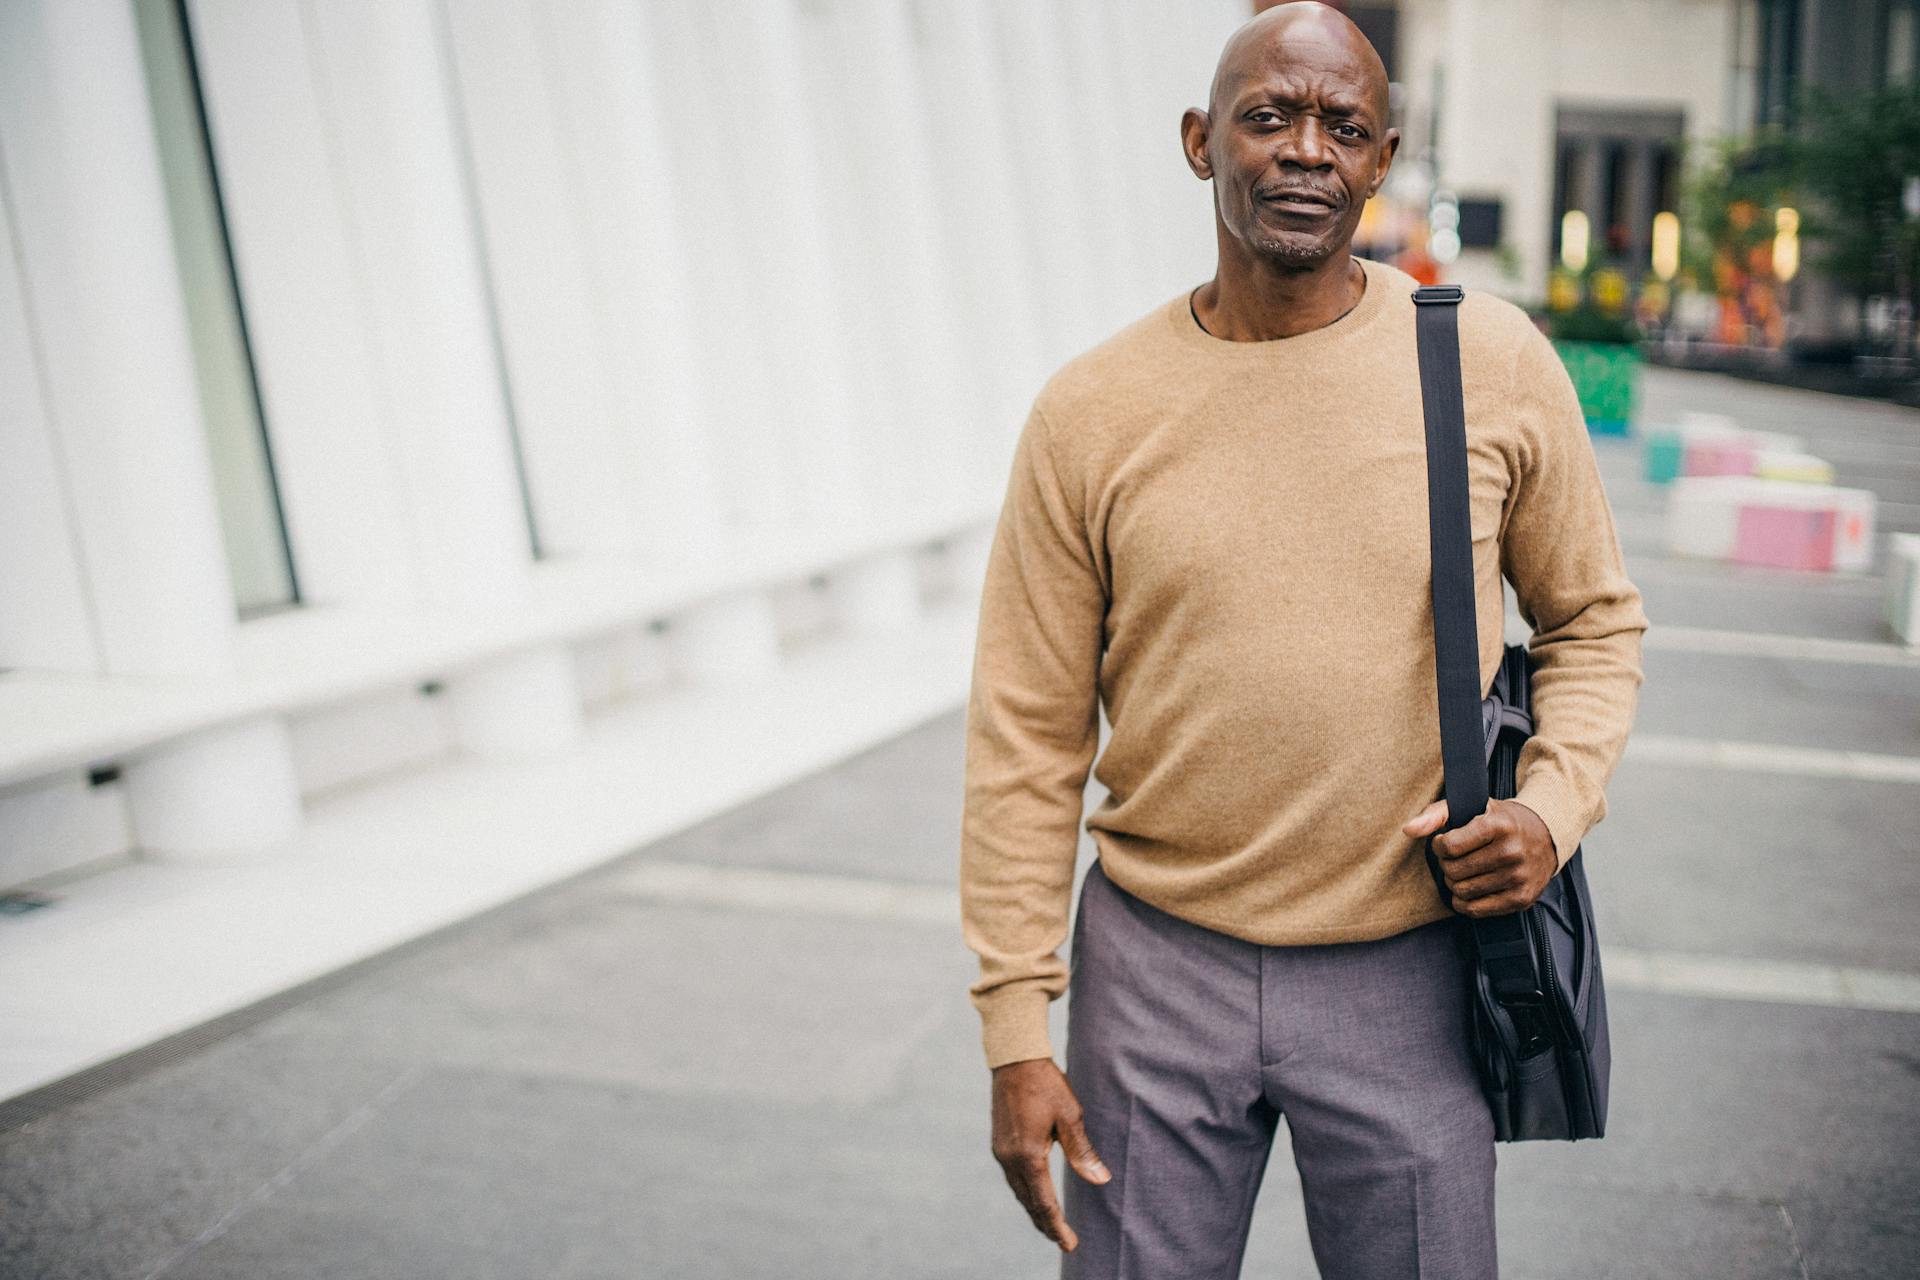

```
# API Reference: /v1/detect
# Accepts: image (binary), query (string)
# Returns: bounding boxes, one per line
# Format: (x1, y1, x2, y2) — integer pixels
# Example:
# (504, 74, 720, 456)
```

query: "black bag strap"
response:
(1413, 285, 1490, 829)
(1413, 284, 1544, 1008)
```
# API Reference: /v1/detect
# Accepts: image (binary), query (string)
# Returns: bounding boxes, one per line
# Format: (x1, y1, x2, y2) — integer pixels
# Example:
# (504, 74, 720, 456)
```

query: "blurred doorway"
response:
(1550, 106, 1684, 276)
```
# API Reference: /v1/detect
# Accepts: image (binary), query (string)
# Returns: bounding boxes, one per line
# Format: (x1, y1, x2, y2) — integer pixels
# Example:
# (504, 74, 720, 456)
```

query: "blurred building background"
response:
(1340, 0, 1920, 383)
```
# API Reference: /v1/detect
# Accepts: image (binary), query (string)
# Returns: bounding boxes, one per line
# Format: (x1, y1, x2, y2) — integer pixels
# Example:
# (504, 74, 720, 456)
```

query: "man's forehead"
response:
(1213, 31, 1386, 113)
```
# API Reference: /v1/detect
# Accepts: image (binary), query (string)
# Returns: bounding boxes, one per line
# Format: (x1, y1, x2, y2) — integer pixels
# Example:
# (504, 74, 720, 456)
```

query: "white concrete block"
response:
(1886, 533, 1920, 644)
(124, 715, 302, 862)
(445, 644, 584, 761)
(667, 590, 783, 684)
(1676, 412, 1804, 454)
(1667, 476, 1878, 573)
(826, 548, 922, 636)
(1666, 476, 1746, 560)
(1830, 488, 1876, 574)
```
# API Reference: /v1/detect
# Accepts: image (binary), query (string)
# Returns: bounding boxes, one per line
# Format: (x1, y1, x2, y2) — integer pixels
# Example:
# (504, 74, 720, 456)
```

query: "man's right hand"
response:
(990, 1058, 1111, 1252)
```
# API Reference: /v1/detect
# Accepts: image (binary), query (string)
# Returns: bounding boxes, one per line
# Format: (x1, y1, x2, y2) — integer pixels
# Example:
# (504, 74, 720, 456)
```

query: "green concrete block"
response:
(1553, 339, 1642, 437)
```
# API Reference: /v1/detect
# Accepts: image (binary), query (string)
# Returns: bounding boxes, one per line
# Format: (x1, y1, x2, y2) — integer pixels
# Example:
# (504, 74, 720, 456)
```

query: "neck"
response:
(1192, 242, 1364, 342)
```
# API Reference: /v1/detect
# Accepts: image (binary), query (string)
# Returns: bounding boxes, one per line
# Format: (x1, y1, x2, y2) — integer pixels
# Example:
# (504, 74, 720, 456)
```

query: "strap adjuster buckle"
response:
(1413, 284, 1465, 305)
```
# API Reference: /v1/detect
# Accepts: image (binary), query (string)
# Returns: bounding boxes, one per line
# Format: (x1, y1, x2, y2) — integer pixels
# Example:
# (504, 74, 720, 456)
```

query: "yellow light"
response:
(1591, 268, 1628, 314)
(1651, 211, 1680, 281)
(1772, 206, 1800, 282)
(1560, 210, 1590, 273)
(1547, 270, 1581, 313)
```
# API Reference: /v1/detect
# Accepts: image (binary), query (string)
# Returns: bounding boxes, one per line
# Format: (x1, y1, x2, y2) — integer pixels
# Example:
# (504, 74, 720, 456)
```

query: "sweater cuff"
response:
(1512, 775, 1590, 872)
(978, 987, 1056, 1070)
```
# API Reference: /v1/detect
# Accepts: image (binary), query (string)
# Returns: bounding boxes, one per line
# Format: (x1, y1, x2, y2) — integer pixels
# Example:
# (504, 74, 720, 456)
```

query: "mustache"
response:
(1256, 184, 1345, 207)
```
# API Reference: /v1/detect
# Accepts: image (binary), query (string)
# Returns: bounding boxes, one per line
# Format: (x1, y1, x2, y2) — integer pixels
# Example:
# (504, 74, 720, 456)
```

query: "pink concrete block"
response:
(1684, 441, 1759, 477)
(1733, 504, 1836, 571)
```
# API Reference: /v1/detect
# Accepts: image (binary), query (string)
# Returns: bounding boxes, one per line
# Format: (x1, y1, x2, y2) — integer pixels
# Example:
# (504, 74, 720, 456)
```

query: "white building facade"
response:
(0, 0, 1250, 890)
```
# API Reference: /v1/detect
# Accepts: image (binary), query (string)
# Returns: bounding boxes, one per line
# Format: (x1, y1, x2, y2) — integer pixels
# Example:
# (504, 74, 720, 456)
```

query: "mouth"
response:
(1258, 189, 1341, 216)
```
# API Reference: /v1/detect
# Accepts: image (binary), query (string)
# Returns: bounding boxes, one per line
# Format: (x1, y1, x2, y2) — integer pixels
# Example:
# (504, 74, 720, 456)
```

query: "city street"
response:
(3, 364, 1917, 1279)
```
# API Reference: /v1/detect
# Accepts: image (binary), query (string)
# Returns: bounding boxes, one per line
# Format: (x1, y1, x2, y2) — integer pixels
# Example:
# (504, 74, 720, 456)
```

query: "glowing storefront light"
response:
(1773, 207, 1800, 282)
(1651, 211, 1680, 281)
(1559, 210, 1589, 272)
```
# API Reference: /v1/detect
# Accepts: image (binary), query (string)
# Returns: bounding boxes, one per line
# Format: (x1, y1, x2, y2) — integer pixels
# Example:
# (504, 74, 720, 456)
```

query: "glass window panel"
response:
(132, 0, 299, 618)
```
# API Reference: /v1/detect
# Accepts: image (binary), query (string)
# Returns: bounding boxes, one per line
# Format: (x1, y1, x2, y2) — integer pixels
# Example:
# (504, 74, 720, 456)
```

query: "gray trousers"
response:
(1061, 858, 1498, 1279)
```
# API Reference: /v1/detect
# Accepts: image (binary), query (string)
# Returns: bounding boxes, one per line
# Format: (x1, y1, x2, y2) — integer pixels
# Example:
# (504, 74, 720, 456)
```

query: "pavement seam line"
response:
(612, 862, 1920, 1015)
(136, 1064, 426, 1280)
(1619, 563, 1886, 596)
(1624, 734, 1920, 783)
(1777, 1202, 1815, 1280)
(1643, 625, 1920, 667)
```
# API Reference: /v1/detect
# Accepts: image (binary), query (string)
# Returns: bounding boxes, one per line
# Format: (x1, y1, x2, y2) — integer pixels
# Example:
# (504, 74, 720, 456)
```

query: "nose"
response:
(1275, 117, 1335, 171)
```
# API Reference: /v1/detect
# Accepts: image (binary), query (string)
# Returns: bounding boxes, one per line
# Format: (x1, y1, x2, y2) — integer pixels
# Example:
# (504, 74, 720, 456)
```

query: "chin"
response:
(1250, 230, 1339, 267)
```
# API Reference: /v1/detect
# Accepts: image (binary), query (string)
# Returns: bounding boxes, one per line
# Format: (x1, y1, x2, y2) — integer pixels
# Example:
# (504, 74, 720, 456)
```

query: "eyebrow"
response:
(1232, 86, 1373, 120)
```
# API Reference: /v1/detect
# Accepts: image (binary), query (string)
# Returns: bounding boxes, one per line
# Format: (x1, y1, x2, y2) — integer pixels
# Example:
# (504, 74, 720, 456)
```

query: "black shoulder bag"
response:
(1413, 283, 1611, 1142)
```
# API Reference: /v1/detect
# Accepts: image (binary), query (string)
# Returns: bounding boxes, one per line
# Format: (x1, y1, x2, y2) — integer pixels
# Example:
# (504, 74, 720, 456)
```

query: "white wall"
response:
(0, 0, 1251, 886)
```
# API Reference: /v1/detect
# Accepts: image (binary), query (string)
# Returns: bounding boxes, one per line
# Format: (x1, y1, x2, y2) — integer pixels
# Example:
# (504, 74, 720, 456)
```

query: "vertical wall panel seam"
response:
(527, 2, 630, 470)
(428, 0, 545, 562)
(0, 136, 111, 673)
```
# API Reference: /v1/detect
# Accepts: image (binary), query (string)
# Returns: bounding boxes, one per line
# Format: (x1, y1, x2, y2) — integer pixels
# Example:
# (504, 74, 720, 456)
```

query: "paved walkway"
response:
(3, 367, 1917, 1279)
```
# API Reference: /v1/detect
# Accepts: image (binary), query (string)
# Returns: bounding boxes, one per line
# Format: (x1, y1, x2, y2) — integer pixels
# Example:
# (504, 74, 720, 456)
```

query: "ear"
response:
(1180, 107, 1213, 180)
(1367, 127, 1402, 199)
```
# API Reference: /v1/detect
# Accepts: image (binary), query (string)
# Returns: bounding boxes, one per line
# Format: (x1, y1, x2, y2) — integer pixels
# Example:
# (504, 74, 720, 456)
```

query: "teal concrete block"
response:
(1644, 431, 1685, 483)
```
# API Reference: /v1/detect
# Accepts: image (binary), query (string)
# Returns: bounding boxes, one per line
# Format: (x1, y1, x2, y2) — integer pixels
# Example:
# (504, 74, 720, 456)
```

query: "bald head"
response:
(1209, 2, 1389, 124)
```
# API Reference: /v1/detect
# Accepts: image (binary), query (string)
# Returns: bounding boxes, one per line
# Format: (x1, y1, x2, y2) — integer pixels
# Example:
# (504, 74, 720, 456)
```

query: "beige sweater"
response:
(959, 257, 1649, 1069)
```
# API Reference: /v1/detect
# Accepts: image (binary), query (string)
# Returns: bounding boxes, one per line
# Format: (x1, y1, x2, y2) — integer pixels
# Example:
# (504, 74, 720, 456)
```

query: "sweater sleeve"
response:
(960, 401, 1106, 1069)
(1499, 329, 1650, 869)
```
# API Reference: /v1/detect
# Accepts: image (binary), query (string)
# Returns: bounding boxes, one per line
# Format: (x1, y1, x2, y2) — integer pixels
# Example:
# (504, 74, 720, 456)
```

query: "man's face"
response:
(1188, 31, 1398, 268)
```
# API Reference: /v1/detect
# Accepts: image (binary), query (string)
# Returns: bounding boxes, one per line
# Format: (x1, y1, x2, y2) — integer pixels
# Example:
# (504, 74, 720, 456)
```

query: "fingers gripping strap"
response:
(1414, 286, 1490, 832)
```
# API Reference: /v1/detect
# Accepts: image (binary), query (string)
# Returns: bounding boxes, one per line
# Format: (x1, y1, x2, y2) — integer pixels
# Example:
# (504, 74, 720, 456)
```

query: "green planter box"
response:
(1552, 340, 1640, 437)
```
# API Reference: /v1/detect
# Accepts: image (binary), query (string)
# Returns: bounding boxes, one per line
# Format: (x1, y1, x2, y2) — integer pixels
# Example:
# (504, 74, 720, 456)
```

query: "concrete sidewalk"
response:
(2, 366, 1918, 1279)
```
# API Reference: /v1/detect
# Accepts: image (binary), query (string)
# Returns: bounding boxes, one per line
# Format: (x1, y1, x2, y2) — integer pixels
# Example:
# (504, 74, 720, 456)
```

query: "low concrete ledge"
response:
(0, 505, 994, 793)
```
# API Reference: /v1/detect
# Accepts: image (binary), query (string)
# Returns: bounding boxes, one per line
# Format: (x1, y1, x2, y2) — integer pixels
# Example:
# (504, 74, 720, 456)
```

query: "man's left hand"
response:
(1402, 798, 1558, 918)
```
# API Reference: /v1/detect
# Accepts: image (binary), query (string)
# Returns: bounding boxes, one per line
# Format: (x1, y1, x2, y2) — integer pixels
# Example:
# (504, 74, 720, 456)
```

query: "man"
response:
(958, 3, 1648, 1276)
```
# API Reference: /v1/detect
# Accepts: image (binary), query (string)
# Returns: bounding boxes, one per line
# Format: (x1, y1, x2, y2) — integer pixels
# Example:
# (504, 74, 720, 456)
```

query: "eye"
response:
(1332, 122, 1366, 140)
(1247, 108, 1285, 124)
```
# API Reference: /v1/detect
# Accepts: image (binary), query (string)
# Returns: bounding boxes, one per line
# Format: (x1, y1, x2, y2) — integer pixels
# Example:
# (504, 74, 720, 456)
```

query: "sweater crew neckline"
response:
(1167, 256, 1395, 358)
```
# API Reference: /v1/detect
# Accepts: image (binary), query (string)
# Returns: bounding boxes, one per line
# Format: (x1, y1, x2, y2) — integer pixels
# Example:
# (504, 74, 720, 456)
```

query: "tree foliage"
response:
(1680, 135, 1790, 282)
(1788, 83, 1920, 298)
